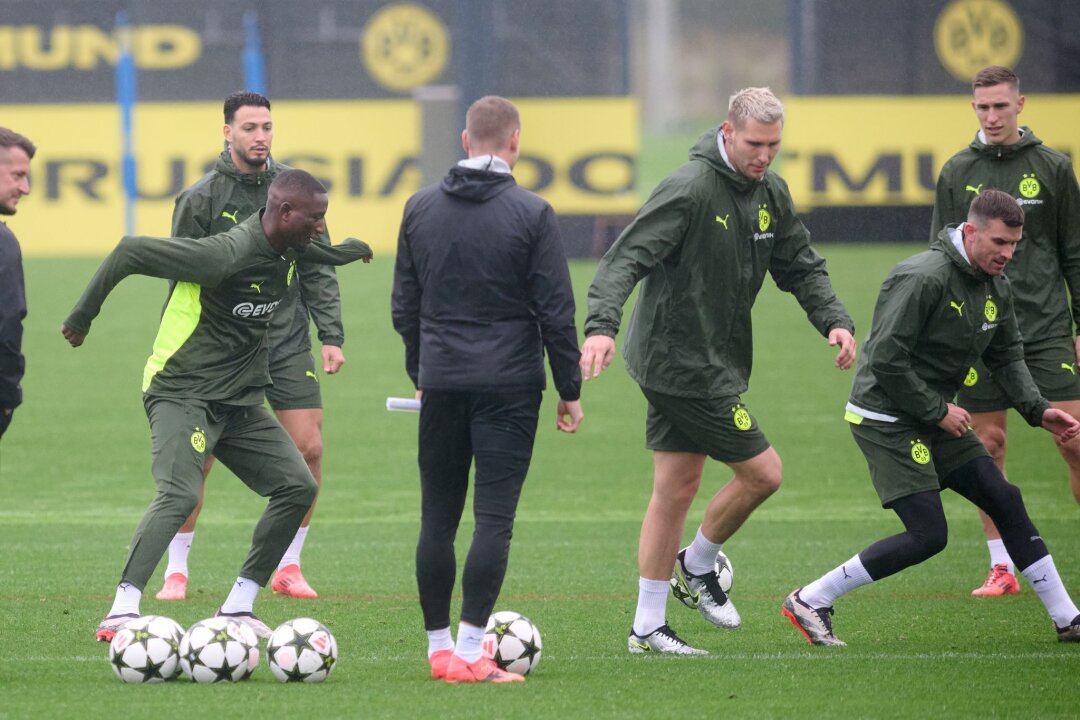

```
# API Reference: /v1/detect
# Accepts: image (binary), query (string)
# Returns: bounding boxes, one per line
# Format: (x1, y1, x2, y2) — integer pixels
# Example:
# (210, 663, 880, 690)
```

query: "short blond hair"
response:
(728, 87, 784, 127)
(465, 96, 520, 150)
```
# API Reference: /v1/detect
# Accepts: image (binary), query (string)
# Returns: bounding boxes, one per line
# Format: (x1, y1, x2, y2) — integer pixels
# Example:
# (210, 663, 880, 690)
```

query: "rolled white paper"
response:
(386, 397, 421, 412)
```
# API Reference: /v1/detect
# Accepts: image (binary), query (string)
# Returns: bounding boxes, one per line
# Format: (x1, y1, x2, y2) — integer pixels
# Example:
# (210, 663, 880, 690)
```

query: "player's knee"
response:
(916, 523, 948, 558)
(741, 454, 782, 497)
(977, 426, 1007, 463)
(296, 434, 323, 466)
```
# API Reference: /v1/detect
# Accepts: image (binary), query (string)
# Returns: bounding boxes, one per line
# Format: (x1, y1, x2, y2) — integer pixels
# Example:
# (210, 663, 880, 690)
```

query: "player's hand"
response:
(1074, 336, 1080, 366)
(345, 237, 373, 263)
(61, 323, 85, 347)
(556, 399, 583, 433)
(937, 402, 971, 438)
(322, 345, 345, 374)
(580, 335, 616, 380)
(829, 327, 856, 369)
(1043, 408, 1080, 443)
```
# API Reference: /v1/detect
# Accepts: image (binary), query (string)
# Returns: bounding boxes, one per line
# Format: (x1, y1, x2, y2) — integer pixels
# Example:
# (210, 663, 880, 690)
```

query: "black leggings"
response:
(859, 456, 1048, 581)
(415, 390, 541, 630)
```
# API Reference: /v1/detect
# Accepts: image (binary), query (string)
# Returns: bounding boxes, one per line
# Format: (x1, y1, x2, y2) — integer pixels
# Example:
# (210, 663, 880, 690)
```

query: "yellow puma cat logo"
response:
(250, 282, 263, 293)
(1062, 363, 1076, 375)
(715, 214, 730, 229)
(222, 209, 240, 224)
(950, 301, 964, 316)
(965, 183, 983, 195)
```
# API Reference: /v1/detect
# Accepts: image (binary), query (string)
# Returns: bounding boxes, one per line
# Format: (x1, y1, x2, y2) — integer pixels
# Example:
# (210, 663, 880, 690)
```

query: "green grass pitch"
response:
(3, 244, 1079, 718)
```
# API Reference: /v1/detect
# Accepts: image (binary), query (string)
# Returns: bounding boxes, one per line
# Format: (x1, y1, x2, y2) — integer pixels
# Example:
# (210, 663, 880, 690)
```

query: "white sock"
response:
(277, 526, 309, 569)
(799, 555, 873, 608)
(164, 531, 194, 578)
(427, 627, 454, 658)
(987, 538, 1014, 573)
(683, 526, 723, 576)
(1021, 555, 1080, 627)
(632, 577, 670, 636)
(454, 622, 485, 663)
(107, 582, 142, 617)
(220, 576, 261, 614)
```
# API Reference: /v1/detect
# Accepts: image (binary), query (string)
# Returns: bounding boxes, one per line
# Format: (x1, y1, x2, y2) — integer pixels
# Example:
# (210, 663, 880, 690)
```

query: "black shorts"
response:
(266, 350, 322, 411)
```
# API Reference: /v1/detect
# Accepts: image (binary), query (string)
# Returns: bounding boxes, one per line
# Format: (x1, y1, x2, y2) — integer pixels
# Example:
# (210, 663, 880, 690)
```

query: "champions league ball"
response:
(266, 618, 338, 683)
(108, 615, 184, 683)
(179, 617, 259, 683)
(482, 611, 542, 675)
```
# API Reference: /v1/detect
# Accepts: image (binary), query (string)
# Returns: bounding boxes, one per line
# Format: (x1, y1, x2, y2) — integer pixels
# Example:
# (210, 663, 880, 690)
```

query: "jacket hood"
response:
(214, 148, 280, 185)
(968, 126, 1041, 160)
(933, 224, 985, 279)
(440, 166, 517, 202)
(688, 126, 758, 191)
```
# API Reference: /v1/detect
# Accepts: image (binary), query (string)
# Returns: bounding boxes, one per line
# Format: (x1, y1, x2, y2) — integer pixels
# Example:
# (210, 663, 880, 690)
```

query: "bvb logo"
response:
(361, 3, 450, 92)
(933, 0, 1023, 82)
(964, 366, 979, 387)
(910, 440, 931, 466)
(1019, 173, 1040, 198)
(190, 428, 206, 453)
(732, 406, 753, 431)
(757, 204, 771, 232)
(984, 296, 998, 322)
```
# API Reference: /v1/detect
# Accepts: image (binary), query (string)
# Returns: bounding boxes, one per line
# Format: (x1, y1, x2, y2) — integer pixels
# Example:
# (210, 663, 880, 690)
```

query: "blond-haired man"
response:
(581, 87, 856, 653)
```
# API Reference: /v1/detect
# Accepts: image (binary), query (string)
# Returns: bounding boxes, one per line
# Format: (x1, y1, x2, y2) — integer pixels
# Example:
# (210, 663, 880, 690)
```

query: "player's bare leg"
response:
(1050, 399, 1080, 504)
(271, 408, 323, 598)
(699, 447, 783, 544)
(628, 451, 709, 654)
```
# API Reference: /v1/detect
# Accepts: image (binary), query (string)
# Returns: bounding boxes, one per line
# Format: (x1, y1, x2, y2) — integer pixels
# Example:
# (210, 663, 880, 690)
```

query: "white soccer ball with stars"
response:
(108, 615, 185, 683)
(483, 611, 542, 675)
(179, 617, 259, 683)
(266, 617, 338, 683)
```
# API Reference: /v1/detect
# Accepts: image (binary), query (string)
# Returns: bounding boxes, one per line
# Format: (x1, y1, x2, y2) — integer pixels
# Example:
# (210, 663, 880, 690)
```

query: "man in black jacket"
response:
(0, 127, 34, 444)
(392, 95, 583, 684)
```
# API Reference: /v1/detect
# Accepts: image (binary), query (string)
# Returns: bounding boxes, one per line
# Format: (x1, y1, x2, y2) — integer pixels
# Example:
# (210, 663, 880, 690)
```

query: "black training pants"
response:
(415, 389, 541, 630)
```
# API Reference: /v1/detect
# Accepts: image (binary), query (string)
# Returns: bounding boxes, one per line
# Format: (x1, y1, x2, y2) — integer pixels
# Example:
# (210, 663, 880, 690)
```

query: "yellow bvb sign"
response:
(361, 3, 450, 91)
(934, 0, 1023, 81)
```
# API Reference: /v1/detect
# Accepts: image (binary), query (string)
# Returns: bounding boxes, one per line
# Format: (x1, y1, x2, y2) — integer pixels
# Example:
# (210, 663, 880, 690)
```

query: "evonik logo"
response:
(233, 300, 281, 318)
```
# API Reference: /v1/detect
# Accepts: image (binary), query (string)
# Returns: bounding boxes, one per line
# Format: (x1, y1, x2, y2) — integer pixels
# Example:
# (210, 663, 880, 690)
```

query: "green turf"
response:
(3, 245, 1080, 718)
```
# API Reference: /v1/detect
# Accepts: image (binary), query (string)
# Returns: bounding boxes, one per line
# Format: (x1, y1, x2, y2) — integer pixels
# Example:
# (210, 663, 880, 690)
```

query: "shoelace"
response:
(695, 568, 729, 605)
(813, 605, 837, 633)
(654, 624, 690, 646)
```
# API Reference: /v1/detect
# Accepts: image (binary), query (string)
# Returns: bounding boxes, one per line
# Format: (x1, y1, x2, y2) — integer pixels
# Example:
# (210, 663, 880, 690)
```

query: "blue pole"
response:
(115, 11, 137, 236)
(243, 11, 267, 94)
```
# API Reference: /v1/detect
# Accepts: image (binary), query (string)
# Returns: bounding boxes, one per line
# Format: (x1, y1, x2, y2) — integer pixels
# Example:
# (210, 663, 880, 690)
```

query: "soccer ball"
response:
(179, 617, 259, 683)
(483, 611, 542, 675)
(108, 615, 184, 683)
(671, 550, 734, 604)
(266, 618, 338, 683)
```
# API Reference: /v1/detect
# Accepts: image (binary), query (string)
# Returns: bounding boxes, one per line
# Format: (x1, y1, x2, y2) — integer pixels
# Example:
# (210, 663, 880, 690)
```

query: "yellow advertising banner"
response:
(2, 96, 639, 256)
(781, 94, 1080, 209)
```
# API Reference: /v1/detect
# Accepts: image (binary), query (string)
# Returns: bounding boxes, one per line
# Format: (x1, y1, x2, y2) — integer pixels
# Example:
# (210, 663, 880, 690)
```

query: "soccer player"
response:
(931, 66, 1080, 598)
(154, 91, 347, 601)
(580, 87, 856, 654)
(62, 170, 372, 641)
(784, 190, 1080, 646)
(0, 128, 34, 443)
(392, 96, 583, 683)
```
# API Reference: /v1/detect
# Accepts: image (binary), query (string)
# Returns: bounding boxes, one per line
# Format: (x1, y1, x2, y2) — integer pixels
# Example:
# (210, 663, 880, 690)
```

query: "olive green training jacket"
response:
(585, 126, 853, 399)
(931, 127, 1080, 346)
(847, 226, 1047, 429)
(172, 150, 345, 360)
